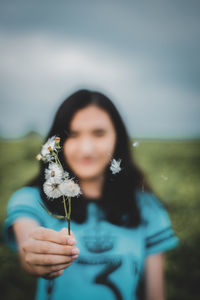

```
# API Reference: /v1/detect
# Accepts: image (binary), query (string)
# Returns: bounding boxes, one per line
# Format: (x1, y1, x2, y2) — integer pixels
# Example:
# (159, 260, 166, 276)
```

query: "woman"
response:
(4, 89, 179, 300)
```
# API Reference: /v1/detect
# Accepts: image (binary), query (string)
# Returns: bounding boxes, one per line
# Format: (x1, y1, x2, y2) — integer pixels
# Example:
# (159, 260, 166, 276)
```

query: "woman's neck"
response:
(79, 175, 104, 200)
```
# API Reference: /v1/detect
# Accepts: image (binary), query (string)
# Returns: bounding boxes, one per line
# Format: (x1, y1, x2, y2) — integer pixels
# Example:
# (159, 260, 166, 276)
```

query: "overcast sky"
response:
(0, 0, 200, 139)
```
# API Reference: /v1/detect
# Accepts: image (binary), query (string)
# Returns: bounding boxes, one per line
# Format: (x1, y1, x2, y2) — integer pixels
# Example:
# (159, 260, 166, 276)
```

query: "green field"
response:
(0, 134, 200, 300)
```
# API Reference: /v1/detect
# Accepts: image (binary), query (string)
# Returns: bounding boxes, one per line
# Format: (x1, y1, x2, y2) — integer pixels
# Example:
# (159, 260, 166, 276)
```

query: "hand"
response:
(18, 226, 79, 279)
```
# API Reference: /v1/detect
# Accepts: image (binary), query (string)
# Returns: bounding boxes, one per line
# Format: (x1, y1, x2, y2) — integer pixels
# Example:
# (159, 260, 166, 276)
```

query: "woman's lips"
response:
(79, 158, 95, 165)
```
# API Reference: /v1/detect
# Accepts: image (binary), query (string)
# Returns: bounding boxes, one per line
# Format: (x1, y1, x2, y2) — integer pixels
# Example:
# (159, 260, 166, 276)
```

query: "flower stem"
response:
(68, 197, 71, 233)
(68, 217, 70, 236)
(54, 153, 63, 169)
(67, 197, 71, 235)
(68, 197, 71, 218)
(62, 196, 70, 235)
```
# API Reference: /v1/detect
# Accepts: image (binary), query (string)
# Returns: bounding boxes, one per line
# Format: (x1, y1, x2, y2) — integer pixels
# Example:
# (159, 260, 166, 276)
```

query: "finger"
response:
(50, 262, 73, 272)
(60, 228, 74, 236)
(45, 262, 73, 273)
(60, 228, 76, 245)
(23, 240, 79, 256)
(43, 269, 64, 279)
(33, 260, 76, 277)
(30, 227, 76, 245)
(25, 253, 76, 266)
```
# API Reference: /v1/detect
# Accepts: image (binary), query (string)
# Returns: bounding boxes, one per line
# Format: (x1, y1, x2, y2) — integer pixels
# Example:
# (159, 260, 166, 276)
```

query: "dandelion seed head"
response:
(45, 163, 63, 181)
(43, 177, 63, 199)
(41, 136, 57, 160)
(59, 180, 81, 197)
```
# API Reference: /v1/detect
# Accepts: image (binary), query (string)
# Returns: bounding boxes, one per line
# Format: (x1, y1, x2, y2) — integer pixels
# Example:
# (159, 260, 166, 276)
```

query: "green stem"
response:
(68, 217, 70, 236)
(63, 196, 70, 235)
(68, 197, 71, 218)
(67, 197, 71, 236)
(54, 151, 71, 234)
(54, 153, 63, 169)
(39, 202, 66, 219)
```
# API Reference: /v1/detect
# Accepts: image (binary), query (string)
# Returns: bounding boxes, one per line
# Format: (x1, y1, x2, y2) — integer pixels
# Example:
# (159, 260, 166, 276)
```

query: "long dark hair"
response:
(29, 89, 152, 227)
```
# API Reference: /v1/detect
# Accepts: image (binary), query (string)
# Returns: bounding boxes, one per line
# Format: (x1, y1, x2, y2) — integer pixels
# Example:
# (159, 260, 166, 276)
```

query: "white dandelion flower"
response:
(110, 158, 121, 174)
(45, 163, 63, 181)
(41, 136, 57, 161)
(59, 179, 81, 197)
(43, 177, 63, 199)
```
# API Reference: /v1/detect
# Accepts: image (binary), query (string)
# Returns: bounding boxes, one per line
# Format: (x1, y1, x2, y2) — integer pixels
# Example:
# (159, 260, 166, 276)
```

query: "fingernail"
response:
(72, 247, 80, 255)
(68, 238, 75, 245)
(72, 254, 78, 260)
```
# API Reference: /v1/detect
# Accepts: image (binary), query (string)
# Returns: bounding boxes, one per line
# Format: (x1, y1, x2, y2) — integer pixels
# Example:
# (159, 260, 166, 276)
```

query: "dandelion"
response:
(45, 163, 63, 181)
(41, 136, 57, 161)
(110, 158, 121, 174)
(60, 180, 81, 197)
(43, 177, 63, 199)
(37, 135, 81, 235)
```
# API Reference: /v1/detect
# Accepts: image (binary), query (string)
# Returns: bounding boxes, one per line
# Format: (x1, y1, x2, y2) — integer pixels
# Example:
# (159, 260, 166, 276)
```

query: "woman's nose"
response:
(79, 138, 94, 155)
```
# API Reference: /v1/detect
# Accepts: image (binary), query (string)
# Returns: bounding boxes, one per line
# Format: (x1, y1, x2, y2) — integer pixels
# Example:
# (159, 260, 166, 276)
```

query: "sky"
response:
(0, 0, 200, 139)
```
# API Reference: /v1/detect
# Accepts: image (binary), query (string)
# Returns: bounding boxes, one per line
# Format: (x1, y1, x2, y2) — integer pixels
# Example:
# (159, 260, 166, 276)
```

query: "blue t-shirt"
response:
(3, 187, 179, 300)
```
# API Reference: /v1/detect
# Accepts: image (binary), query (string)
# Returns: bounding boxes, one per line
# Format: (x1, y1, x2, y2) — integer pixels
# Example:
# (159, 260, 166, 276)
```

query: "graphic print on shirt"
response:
(76, 227, 140, 300)
(83, 227, 115, 253)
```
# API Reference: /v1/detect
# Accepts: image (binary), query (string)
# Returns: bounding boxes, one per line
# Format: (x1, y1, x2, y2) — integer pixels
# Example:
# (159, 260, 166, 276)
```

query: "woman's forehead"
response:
(70, 105, 114, 130)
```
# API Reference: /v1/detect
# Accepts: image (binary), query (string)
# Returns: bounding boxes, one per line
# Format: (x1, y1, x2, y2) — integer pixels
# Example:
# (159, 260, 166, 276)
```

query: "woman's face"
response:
(63, 105, 116, 181)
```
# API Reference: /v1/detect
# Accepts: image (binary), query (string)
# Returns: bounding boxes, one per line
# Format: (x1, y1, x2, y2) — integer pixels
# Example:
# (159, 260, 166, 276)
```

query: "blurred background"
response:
(0, 1, 200, 299)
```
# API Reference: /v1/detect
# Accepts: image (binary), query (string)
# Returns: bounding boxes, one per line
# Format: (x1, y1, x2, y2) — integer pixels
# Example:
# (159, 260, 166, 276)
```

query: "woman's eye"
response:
(68, 131, 78, 138)
(93, 130, 106, 137)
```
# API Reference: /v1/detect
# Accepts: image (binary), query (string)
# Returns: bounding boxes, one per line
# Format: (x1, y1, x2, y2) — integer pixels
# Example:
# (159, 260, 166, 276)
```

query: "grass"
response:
(0, 134, 200, 300)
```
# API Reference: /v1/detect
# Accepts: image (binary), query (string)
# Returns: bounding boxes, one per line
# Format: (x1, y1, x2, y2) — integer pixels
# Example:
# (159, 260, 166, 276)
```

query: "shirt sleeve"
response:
(3, 186, 44, 251)
(138, 192, 179, 256)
